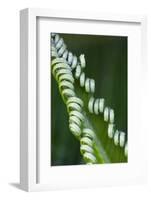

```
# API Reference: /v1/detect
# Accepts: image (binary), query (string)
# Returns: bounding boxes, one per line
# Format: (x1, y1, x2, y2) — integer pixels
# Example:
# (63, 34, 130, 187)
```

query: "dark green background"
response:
(51, 33, 127, 166)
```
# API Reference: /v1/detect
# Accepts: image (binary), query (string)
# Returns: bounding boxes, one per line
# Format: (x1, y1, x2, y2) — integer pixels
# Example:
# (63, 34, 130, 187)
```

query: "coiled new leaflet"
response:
(88, 97, 128, 157)
(51, 33, 95, 94)
(80, 128, 97, 164)
(51, 56, 98, 164)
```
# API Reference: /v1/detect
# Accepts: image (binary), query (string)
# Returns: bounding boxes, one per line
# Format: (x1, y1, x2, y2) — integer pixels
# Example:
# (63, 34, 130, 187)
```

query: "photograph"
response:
(51, 32, 128, 166)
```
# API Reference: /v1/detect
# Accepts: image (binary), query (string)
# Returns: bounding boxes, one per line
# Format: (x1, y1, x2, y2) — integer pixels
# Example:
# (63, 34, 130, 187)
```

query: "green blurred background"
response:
(51, 33, 127, 166)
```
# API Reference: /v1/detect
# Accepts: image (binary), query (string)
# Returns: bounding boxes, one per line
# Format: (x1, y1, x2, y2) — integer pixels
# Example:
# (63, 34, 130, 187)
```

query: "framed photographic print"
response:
(20, 8, 147, 191)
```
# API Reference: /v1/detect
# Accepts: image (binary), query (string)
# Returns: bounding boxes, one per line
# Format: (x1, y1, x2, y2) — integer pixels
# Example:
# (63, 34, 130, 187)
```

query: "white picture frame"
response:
(20, 8, 147, 192)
